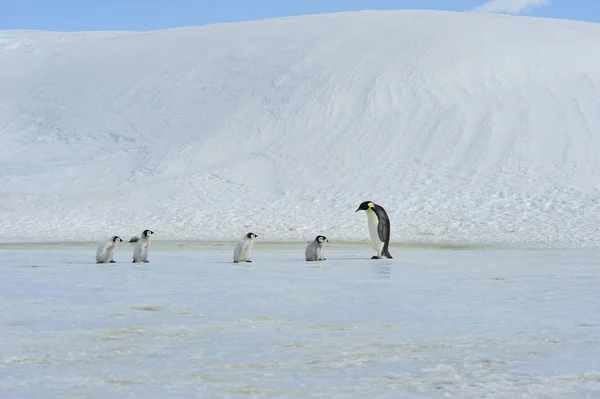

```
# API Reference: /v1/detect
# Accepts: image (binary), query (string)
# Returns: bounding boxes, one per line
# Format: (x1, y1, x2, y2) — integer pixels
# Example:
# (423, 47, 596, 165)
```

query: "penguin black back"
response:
(373, 205, 392, 259)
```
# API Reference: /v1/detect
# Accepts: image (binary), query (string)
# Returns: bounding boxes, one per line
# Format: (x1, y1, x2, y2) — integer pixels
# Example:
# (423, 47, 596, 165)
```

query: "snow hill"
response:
(2, 10, 600, 246)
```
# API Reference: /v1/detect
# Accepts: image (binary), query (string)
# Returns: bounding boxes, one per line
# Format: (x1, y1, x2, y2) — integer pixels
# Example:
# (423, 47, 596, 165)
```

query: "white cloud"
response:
(471, 0, 551, 15)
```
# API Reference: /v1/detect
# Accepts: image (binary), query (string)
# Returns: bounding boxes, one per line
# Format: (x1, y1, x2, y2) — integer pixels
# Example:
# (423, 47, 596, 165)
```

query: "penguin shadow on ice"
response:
(305, 235, 329, 261)
(233, 232, 257, 263)
(355, 201, 393, 260)
(129, 229, 154, 263)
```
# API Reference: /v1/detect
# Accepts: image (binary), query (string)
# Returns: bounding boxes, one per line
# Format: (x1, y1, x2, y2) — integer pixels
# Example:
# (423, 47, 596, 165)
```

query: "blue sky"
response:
(1, 0, 598, 31)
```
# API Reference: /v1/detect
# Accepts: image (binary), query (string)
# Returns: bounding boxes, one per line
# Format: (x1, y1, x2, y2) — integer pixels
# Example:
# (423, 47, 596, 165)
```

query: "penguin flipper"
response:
(374, 205, 392, 258)
(374, 206, 391, 244)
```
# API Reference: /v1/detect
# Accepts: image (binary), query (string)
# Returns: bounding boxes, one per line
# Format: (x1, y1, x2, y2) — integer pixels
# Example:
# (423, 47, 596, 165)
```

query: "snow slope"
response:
(2, 10, 600, 246)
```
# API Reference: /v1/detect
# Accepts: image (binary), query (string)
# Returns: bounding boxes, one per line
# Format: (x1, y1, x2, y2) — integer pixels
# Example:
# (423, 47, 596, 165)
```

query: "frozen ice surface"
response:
(1, 244, 599, 398)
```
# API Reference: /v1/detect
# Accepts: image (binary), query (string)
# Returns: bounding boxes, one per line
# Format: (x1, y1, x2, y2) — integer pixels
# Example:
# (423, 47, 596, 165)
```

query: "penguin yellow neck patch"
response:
(367, 202, 374, 208)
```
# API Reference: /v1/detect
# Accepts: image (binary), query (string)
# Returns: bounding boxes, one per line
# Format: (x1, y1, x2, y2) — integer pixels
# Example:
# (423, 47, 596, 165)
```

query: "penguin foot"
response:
(110, 260, 116, 263)
(371, 256, 381, 259)
(233, 260, 239, 263)
(143, 261, 149, 263)
(245, 260, 253, 263)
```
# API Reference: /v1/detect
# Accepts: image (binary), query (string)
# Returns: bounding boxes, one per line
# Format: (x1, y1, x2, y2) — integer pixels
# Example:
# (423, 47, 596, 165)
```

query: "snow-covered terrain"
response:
(1, 245, 599, 398)
(2, 10, 600, 246)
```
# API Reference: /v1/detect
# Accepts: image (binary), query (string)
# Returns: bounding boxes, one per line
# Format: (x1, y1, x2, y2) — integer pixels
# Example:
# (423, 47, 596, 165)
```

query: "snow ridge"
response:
(2, 10, 600, 246)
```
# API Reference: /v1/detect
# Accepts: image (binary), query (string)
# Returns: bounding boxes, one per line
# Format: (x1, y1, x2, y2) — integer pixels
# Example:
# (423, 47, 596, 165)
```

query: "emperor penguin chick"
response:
(305, 235, 329, 261)
(132, 229, 154, 263)
(233, 232, 257, 263)
(95, 235, 123, 264)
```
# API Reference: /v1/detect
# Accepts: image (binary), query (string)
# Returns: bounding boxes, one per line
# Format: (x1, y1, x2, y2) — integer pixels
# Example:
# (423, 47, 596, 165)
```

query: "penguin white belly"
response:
(367, 210, 384, 254)
(241, 240, 254, 261)
(315, 246, 324, 260)
(133, 241, 148, 262)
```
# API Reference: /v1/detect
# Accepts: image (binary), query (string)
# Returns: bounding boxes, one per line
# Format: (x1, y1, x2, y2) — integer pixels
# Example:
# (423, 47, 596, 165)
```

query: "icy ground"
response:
(1, 244, 599, 398)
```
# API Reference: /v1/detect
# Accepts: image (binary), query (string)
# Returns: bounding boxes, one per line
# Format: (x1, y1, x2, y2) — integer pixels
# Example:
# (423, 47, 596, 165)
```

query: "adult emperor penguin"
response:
(95, 235, 123, 264)
(355, 201, 393, 259)
(233, 232, 257, 263)
(305, 235, 329, 261)
(132, 229, 154, 263)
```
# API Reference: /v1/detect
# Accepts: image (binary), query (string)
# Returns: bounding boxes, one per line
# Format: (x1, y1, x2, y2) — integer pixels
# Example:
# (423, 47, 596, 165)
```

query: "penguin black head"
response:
(142, 229, 154, 238)
(316, 235, 329, 243)
(112, 236, 123, 243)
(355, 201, 375, 212)
(246, 232, 257, 239)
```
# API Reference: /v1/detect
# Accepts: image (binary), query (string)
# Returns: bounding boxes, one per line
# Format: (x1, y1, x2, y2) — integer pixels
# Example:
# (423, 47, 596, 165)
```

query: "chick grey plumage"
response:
(132, 229, 154, 263)
(305, 235, 329, 261)
(355, 201, 393, 259)
(95, 235, 123, 264)
(233, 232, 257, 263)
